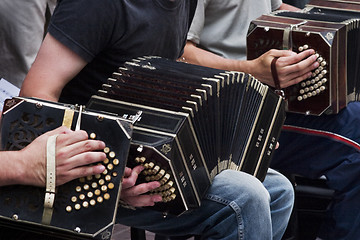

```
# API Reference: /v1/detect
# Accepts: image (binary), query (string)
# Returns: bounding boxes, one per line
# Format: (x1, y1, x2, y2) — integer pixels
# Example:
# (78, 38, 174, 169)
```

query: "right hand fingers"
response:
(122, 180, 161, 197)
(121, 181, 162, 207)
(121, 165, 145, 189)
(122, 193, 162, 207)
(120, 165, 163, 207)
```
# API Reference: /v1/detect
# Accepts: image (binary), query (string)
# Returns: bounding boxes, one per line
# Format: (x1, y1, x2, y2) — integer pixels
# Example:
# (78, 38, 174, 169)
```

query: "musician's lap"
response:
(116, 168, 294, 240)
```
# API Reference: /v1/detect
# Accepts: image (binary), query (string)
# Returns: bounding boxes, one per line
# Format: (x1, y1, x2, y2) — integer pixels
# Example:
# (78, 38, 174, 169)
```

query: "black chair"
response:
(281, 174, 334, 240)
(130, 227, 147, 240)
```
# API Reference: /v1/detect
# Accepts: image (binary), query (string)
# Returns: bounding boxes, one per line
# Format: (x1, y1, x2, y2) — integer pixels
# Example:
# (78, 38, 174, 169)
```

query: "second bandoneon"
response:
(87, 56, 286, 216)
(0, 97, 133, 239)
(247, 0, 360, 115)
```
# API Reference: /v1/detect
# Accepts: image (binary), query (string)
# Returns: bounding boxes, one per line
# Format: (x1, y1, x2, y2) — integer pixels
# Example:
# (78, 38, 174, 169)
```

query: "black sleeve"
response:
(48, 0, 125, 62)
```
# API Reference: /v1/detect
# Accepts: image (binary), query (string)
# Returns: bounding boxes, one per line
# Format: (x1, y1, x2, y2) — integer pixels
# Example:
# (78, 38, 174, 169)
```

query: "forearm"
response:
(278, 3, 300, 11)
(183, 41, 273, 85)
(0, 151, 27, 186)
(182, 41, 253, 72)
(183, 41, 318, 88)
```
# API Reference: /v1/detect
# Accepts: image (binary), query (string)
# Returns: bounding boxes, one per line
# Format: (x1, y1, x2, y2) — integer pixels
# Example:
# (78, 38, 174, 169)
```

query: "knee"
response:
(279, 179, 295, 209)
(209, 170, 271, 206)
(265, 169, 295, 207)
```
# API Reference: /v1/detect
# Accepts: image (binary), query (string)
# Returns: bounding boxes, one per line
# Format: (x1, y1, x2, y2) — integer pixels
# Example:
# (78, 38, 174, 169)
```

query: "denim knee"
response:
(206, 169, 270, 205)
(205, 170, 273, 239)
(264, 169, 294, 240)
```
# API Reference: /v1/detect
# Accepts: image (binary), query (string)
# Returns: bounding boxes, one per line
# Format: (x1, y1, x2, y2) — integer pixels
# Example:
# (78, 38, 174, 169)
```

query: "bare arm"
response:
(20, 33, 87, 101)
(278, 3, 301, 11)
(181, 3, 318, 88)
(0, 126, 106, 187)
(182, 40, 319, 88)
(19, 32, 161, 207)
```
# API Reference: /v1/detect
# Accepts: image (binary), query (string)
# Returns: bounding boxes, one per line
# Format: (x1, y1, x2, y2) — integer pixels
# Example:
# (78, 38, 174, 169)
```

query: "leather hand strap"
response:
(42, 134, 59, 225)
(271, 57, 285, 98)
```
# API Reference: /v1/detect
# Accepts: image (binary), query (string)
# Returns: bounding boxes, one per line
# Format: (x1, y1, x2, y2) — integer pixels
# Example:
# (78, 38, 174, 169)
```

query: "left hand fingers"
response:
(56, 161, 105, 185)
(276, 54, 319, 88)
(278, 71, 313, 89)
(56, 138, 106, 167)
(282, 54, 319, 75)
(277, 49, 316, 67)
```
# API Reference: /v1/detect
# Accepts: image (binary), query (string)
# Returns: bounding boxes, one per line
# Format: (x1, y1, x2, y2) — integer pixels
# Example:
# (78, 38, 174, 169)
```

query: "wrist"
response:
(16, 148, 44, 186)
(0, 151, 26, 186)
(234, 59, 252, 75)
(14, 150, 29, 185)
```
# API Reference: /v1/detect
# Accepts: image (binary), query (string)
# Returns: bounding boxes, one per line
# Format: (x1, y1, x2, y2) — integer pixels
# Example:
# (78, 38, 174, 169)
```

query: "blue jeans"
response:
(271, 101, 360, 239)
(116, 168, 294, 240)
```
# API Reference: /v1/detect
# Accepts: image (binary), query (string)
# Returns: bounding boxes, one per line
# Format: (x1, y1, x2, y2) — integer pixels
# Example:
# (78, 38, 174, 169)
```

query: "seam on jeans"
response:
(205, 194, 244, 240)
(229, 201, 244, 240)
(205, 194, 231, 205)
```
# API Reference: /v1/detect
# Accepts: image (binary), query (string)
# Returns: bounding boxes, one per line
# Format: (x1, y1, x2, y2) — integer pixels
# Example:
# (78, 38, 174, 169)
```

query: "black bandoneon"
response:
(0, 97, 133, 240)
(247, 0, 360, 115)
(87, 56, 286, 216)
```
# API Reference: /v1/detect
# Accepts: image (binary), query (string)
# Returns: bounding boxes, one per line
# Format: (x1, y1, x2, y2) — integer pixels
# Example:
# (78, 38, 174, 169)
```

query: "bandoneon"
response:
(87, 56, 286, 216)
(0, 97, 133, 240)
(247, 0, 360, 116)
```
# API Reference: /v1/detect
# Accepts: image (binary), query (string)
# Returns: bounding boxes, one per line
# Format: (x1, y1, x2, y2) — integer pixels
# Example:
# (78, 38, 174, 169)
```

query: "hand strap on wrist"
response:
(271, 57, 285, 98)
(42, 134, 59, 225)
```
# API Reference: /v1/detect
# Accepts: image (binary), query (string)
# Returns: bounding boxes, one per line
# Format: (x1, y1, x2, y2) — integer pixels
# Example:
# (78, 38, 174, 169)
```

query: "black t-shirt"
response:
(48, 0, 196, 105)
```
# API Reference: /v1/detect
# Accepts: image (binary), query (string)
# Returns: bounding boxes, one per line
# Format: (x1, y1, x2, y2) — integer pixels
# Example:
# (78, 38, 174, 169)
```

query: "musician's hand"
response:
(19, 126, 106, 187)
(248, 49, 319, 88)
(120, 166, 163, 207)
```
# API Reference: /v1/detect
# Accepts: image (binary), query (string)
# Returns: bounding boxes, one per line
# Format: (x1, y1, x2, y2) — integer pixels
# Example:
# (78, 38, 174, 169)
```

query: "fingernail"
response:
(98, 164, 106, 171)
(154, 195, 162, 202)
